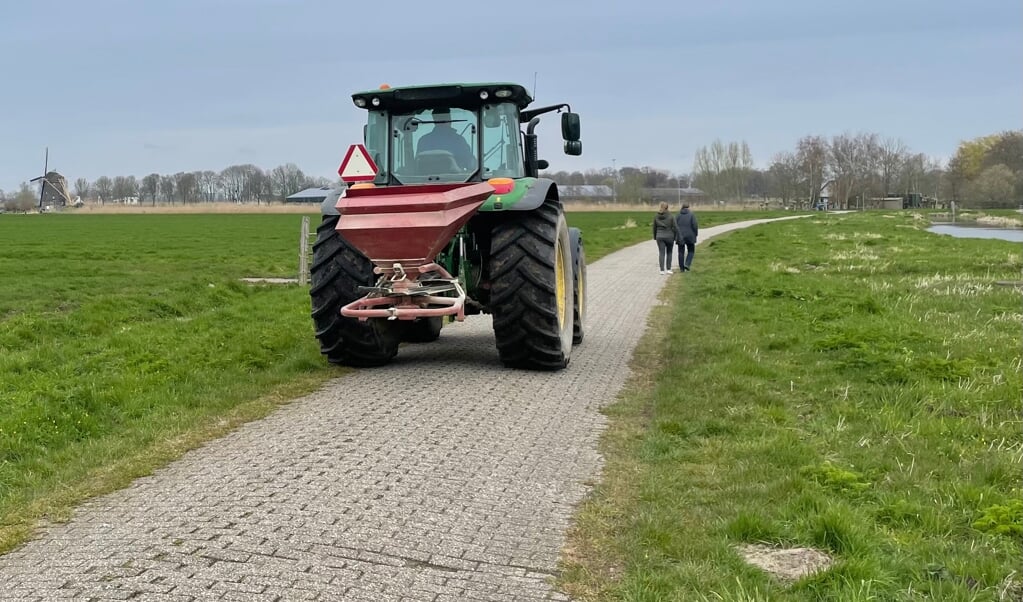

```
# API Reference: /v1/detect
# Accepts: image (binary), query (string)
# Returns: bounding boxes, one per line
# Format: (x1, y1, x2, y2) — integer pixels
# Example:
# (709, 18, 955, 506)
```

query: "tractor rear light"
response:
(479, 90, 489, 100)
(371, 97, 381, 107)
(354, 97, 367, 107)
(495, 89, 512, 98)
(350, 182, 376, 190)
(488, 177, 514, 195)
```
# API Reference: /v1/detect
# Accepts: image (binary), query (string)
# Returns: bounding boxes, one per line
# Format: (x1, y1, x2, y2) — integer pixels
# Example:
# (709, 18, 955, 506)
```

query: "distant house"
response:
(286, 186, 339, 204)
(560, 185, 614, 200)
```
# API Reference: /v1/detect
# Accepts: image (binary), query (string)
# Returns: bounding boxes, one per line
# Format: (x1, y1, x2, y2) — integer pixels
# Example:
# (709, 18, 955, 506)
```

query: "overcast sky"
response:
(1, 0, 1019, 191)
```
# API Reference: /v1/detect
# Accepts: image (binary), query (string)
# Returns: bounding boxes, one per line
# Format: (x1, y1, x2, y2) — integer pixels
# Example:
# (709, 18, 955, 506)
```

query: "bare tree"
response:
(140, 173, 160, 205)
(270, 163, 308, 200)
(112, 175, 139, 203)
(197, 170, 220, 203)
(93, 176, 113, 204)
(878, 137, 907, 195)
(173, 172, 198, 203)
(796, 136, 828, 206)
(767, 152, 801, 207)
(74, 177, 90, 200)
(159, 175, 176, 204)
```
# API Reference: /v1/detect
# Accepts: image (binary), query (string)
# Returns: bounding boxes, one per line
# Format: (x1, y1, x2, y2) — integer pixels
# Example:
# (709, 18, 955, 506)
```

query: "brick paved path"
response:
(0, 219, 788, 601)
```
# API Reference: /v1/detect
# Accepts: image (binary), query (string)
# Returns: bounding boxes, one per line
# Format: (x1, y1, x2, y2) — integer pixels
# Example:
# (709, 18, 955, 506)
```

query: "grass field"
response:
(5, 208, 1017, 599)
(560, 211, 1022, 600)
(0, 209, 776, 554)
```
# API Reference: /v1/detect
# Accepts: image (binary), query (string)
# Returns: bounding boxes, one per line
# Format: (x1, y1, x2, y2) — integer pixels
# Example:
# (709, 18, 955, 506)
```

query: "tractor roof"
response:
(351, 82, 533, 112)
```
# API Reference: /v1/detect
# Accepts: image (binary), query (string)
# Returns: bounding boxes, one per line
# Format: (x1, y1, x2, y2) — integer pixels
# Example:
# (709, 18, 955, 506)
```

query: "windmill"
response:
(29, 147, 72, 210)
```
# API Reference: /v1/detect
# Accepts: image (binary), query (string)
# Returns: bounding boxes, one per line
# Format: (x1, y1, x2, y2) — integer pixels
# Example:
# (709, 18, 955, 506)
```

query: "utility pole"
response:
(611, 158, 617, 203)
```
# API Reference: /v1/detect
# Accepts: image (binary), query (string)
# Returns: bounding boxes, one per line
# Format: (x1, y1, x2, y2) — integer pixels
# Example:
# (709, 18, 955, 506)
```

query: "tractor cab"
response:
(351, 83, 581, 186)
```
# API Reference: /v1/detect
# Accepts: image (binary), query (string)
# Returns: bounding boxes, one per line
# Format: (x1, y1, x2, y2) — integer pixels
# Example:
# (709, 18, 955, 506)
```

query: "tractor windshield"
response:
(389, 107, 478, 184)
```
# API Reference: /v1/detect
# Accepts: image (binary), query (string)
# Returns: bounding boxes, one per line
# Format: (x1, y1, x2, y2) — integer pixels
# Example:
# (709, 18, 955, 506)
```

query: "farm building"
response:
(560, 185, 614, 201)
(286, 186, 339, 204)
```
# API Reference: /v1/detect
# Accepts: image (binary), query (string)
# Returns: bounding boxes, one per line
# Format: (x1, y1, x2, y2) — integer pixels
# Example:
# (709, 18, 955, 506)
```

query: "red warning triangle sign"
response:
(338, 144, 378, 183)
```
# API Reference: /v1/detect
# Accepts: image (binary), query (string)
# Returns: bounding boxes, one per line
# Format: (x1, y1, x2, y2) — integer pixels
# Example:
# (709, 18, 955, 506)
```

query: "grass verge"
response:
(561, 210, 1022, 600)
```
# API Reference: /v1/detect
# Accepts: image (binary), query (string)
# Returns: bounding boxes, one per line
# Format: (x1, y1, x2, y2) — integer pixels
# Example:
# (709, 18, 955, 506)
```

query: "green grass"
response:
(0, 210, 775, 554)
(560, 211, 1022, 600)
(0, 214, 337, 551)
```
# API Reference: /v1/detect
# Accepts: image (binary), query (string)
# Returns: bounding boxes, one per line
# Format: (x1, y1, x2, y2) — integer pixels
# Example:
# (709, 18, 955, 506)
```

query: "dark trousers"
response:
(677, 239, 695, 269)
(656, 238, 674, 271)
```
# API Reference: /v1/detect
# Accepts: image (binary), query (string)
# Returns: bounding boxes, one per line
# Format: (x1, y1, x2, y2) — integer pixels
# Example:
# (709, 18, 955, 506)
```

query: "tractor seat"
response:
(414, 150, 462, 176)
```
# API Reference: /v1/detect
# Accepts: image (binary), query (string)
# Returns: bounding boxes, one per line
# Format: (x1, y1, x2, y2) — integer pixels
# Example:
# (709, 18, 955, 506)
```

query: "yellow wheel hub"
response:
(555, 242, 567, 328)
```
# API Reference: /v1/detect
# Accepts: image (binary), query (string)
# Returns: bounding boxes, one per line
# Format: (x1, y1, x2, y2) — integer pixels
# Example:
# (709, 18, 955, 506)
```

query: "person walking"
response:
(675, 203, 699, 272)
(652, 202, 677, 275)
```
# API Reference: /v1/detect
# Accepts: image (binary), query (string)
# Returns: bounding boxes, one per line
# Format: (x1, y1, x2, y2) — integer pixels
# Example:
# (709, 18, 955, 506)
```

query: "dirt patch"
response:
(738, 544, 832, 582)
(240, 277, 300, 285)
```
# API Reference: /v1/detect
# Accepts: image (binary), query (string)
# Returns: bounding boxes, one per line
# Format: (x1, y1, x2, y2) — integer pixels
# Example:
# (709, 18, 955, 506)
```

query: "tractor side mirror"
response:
(561, 112, 581, 141)
(564, 140, 582, 156)
(537, 159, 550, 170)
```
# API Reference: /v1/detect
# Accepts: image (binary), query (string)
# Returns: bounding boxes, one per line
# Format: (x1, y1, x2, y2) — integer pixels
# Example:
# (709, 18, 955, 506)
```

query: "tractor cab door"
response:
(481, 102, 525, 180)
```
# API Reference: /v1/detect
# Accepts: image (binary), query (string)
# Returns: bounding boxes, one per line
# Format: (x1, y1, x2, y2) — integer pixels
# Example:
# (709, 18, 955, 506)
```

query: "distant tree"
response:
(270, 163, 307, 200)
(965, 164, 1016, 207)
(878, 137, 907, 195)
(159, 175, 176, 204)
(173, 172, 198, 203)
(196, 170, 220, 203)
(982, 130, 1023, 198)
(93, 176, 113, 204)
(140, 173, 160, 205)
(693, 140, 727, 200)
(112, 175, 138, 202)
(74, 177, 90, 200)
(767, 152, 802, 206)
(795, 135, 828, 206)
(13, 182, 37, 212)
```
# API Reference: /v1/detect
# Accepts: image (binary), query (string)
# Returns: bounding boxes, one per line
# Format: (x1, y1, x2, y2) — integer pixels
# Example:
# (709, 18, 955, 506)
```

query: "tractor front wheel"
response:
(309, 215, 400, 367)
(569, 227, 586, 345)
(489, 201, 574, 370)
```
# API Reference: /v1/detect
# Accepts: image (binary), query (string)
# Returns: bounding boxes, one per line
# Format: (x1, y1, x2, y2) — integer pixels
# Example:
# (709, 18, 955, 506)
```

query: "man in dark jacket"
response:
(675, 203, 698, 271)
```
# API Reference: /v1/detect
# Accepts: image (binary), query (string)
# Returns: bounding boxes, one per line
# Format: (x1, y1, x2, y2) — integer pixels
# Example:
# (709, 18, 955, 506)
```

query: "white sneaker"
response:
(666, 269, 673, 274)
(659, 270, 666, 275)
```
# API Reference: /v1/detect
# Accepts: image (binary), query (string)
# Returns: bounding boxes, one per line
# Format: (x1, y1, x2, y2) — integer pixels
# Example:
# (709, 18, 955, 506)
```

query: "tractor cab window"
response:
(481, 103, 524, 179)
(390, 107, 478, 184)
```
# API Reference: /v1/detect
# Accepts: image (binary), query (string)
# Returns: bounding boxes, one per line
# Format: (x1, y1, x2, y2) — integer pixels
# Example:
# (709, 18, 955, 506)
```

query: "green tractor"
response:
(309, 82, 586, 370)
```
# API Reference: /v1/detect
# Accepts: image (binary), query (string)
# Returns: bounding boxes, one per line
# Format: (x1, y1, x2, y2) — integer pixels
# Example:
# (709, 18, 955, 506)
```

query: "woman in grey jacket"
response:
(652, 202, 678, 274)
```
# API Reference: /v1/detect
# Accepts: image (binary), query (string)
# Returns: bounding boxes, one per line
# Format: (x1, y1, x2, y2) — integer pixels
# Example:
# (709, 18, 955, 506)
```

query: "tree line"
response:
(541, 129, 1022, 209)
(5, 130, 1019, 212)
(1, 163, 335, 212)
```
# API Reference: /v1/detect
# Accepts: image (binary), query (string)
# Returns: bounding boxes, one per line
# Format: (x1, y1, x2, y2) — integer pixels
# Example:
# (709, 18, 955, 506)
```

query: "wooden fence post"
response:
(298, 216, 310, 285)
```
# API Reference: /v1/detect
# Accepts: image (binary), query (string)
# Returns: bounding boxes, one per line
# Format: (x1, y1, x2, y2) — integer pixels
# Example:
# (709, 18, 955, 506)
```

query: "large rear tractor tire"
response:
(489, 201, 574, 370)
(309, 215, 400, 367)
(569, 227, 587, 345)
